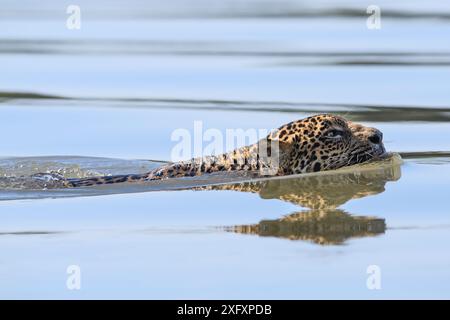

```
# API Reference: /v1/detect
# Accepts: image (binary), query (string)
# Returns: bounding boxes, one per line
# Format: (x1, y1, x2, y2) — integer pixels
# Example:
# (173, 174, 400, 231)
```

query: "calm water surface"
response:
(0, 1, 449, 299)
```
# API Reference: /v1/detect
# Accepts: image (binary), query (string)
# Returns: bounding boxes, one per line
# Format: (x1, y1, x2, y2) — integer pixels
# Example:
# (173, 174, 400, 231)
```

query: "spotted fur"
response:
(65, 114, 386, 187)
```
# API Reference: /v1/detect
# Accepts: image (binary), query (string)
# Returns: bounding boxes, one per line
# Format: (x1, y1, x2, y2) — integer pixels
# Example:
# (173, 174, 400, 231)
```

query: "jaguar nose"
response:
(368, 130, 383, 145)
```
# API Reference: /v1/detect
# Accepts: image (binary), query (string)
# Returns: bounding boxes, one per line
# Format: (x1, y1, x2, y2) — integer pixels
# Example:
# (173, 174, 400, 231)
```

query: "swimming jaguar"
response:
(64, 113, 386, 187)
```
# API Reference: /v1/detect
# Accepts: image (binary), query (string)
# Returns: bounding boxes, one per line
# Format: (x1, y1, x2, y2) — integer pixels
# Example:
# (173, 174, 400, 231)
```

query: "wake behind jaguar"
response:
(61, 114, 386, 188)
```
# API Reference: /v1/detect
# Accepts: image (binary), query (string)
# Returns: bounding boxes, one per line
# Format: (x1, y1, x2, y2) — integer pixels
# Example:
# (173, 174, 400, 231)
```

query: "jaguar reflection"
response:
(201, 157, 401, 245)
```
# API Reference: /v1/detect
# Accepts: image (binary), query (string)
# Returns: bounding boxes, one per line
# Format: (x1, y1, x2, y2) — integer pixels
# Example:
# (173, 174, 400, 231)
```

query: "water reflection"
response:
(228, 210, 386, 245)
(3, 92, 449, 123)
(207, 157, 401, 244)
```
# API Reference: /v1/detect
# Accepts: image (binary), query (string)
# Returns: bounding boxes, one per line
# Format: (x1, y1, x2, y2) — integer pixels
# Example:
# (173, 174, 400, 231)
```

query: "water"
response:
(0, 0, 450, 299)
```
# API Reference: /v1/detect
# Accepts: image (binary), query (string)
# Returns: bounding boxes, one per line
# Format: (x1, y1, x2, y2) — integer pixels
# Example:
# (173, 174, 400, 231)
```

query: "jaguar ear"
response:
(262, 134, 294, 155)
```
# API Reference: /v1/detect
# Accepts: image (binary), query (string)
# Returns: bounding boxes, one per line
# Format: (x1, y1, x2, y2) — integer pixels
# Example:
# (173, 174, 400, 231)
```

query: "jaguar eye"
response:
(326, 129, 344, 138)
